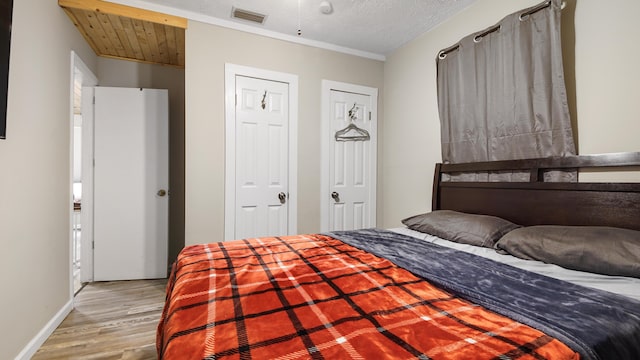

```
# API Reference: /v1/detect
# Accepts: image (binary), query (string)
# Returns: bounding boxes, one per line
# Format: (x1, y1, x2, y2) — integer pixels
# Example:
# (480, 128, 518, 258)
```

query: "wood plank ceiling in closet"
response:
(59, 0, 187, 68)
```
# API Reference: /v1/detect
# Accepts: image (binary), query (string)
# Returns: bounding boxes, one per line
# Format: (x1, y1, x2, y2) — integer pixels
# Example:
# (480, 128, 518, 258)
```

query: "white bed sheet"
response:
(390, 227, 640, 302)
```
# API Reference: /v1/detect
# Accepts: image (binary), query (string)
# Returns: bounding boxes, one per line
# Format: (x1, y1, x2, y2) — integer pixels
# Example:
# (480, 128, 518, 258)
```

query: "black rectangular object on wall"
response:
(0, 0, 13, 139)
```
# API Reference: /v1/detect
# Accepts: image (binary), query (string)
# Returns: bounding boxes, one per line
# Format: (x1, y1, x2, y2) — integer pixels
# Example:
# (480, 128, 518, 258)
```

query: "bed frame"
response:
(432, 152, 640, 231)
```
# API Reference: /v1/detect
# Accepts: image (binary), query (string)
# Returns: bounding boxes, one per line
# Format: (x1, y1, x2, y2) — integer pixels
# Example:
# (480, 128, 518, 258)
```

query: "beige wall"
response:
(382, 0, 640, 227)
(184, 22, 385, 244)
(97, 58, 185, 265)
(0, 0, 97, 357)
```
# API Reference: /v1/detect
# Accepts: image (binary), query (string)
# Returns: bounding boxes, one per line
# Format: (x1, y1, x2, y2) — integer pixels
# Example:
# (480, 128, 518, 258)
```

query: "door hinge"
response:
(235, 94, 237, 106)
(369, 111, 371, 120)
(93, 96, 95, 105)
(92, 241, 95, 250)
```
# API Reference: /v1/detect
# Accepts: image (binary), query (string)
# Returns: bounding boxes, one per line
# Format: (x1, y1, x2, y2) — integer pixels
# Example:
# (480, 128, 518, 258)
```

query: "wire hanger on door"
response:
(335, 103, 370, 142)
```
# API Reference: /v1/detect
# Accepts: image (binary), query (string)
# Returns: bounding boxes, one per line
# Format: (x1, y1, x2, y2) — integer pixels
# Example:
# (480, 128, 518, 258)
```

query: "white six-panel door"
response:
(93, 87, 168, 281)
(326, 88, 377, 231)
(234, 76, 290, 239)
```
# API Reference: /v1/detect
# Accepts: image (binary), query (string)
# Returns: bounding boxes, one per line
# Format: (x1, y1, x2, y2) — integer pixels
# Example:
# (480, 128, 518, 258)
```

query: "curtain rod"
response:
(438, 0, 562, 60)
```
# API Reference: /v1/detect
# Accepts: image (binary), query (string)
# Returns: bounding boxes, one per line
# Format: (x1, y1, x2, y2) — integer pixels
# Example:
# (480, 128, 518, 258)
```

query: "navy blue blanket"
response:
(328, 228, 640, 360)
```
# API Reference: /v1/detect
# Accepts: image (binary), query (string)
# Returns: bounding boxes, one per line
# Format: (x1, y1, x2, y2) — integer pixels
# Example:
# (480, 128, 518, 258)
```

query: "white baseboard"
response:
(14, 299, 73, 360)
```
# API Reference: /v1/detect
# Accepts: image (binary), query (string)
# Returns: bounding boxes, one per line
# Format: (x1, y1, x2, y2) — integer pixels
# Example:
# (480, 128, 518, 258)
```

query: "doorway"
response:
(320, 80, 378, 232)
(69, 51, 97, 295)
(224, 64, 298, 241)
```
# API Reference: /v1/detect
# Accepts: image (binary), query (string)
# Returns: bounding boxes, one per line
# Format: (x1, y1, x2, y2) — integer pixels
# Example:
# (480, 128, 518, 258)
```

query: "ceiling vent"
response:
(231, 7, 267, 25)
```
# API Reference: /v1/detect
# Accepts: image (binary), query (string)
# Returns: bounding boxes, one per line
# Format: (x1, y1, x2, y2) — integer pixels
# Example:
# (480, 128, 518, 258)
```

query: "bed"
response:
(157, 152, 640, 360)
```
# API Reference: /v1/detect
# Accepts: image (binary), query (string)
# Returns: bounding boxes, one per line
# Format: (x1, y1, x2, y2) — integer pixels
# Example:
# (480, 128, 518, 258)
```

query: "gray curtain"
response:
(436, 0, 576, 182)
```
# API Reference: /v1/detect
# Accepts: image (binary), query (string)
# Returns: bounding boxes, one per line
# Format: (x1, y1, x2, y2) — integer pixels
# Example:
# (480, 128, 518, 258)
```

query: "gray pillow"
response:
(495, 226, 640, 278)
(401, 210, 520, 248)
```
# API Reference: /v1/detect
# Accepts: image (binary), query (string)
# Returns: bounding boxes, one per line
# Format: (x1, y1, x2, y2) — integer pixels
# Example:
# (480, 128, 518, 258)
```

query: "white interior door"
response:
(234, 76, 289, 239)
(323, 84, 377, 231)
(93, 87, 169, 281)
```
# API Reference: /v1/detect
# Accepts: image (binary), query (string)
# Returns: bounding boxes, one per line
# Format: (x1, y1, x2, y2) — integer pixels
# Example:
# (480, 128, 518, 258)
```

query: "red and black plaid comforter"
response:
(157, 234, 579, 359)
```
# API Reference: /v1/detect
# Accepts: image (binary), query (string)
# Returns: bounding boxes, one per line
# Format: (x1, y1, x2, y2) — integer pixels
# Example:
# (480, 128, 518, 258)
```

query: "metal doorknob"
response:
(157, 189, 167, 197)
(278, 192, 287, 204)
(331, 191, 340, 201)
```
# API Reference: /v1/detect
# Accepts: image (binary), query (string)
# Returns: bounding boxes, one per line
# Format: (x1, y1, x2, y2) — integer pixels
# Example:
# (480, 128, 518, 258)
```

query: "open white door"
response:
(93, 87, 169, 281)
(321, 81, 378, 231)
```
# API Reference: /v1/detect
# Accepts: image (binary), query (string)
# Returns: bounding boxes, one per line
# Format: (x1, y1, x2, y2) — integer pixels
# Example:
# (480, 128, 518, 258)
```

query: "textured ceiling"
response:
(113, 0, 477, 59)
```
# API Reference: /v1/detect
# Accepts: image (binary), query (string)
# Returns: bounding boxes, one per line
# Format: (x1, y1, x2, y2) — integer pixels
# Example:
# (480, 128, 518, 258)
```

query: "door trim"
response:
(224, 64, 298, 240)
(69, 51, 97, 295)
(320, 80, 378, 231)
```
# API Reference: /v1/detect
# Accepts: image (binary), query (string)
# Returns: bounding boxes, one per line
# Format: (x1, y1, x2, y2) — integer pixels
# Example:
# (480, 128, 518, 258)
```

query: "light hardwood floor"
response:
(33, 279, 167, 360)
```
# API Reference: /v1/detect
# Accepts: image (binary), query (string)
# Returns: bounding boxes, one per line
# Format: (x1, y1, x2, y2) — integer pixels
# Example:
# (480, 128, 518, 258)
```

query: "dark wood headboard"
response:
(432, 152, 640, 231)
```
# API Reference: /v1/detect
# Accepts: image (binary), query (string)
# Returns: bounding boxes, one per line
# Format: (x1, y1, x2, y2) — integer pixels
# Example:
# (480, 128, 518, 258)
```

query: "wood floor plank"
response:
(33, 279, 167, 360)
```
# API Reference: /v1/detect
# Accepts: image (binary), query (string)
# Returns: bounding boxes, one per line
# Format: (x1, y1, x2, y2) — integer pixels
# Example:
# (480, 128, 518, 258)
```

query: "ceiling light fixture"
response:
(319, 1, 333, 15)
